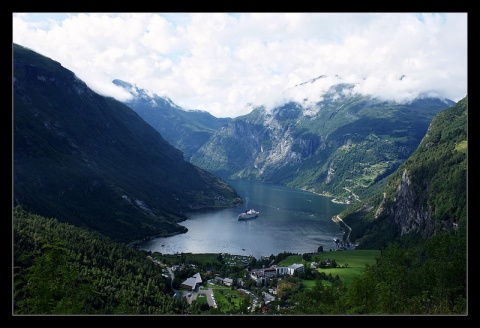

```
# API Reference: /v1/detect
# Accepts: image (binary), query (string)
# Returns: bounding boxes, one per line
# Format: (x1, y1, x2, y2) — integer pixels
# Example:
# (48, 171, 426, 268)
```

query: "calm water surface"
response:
(139, 180, 349, 259)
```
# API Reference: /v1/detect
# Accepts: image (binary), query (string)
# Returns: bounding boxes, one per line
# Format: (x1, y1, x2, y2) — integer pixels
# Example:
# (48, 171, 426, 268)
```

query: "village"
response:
(177, 260, 305, 312)
(146, 252, 341, 313)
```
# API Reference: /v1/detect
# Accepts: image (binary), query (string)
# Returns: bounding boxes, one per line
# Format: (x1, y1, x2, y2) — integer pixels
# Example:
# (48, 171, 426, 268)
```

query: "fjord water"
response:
(140, 180, 349, 259)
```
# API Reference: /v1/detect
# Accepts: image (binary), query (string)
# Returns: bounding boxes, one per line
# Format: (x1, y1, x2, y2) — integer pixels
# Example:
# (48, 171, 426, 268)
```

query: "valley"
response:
(12, 42, 467, 315)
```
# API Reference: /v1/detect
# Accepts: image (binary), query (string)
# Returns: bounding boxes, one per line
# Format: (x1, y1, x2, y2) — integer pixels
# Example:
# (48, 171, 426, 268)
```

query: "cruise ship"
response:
(238, 209, 259, 221)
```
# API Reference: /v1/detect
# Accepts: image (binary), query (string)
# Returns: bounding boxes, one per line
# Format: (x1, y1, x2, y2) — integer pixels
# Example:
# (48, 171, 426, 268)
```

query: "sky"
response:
(12, 12, 468, 118)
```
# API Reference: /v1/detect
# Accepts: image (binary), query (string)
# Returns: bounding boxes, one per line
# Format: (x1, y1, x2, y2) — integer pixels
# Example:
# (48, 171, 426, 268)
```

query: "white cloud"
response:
(12, 12, 467, 118)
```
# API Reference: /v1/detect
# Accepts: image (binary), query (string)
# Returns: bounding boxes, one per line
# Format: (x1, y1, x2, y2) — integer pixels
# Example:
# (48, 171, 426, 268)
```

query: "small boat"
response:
(238, 209, 259, 220)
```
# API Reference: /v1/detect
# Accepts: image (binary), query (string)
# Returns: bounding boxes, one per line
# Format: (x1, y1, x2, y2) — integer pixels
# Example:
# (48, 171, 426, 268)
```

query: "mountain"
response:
(13, 207, 179, 314)
(13, 43, 243, 244)
(190, 81, 456, 203)
(340, 96, 467, 249)
(112, 79, 231, 160)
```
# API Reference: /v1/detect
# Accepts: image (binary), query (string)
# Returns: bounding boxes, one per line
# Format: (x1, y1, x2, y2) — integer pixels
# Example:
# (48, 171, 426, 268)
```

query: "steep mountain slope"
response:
(190, 81, 455, 203)
(13, 43, 242, 244)
(112, 79, 231, 160)
(13, 207, 179, 314)
(340, 96, 467, 249)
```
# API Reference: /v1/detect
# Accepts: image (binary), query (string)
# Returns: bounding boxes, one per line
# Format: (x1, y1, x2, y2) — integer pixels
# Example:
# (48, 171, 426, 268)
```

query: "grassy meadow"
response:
(278, 250, 381, 285)
(154, 250, 381, 287)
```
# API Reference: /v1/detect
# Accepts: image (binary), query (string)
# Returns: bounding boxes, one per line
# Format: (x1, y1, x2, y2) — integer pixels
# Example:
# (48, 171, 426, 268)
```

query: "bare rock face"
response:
(344, 97, 466, 248)
(376, 169, 457, 239)
(190, 88, 453, 203)
(393, 169, 434, 238)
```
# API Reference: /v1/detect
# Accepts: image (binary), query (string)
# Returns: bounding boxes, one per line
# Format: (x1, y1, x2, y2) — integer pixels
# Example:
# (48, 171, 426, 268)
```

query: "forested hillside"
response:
(286, 97, 467, 314)
(190, 81, 454, 203)
(340, 96, 467, 250)
(13, 207, 180, 314)
(12, 44, 467, 316)
(14, 206, 466, 315)
(112, 79, 231, 160)
(13, 43, 242, 244)
(288, 231, 466, 314)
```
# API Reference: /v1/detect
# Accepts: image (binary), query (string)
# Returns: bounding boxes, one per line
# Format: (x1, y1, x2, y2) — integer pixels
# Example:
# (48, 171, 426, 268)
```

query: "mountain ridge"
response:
(340, 96, 467, 249)
(13, 43, 243, 244)
(112, 78, 231, 160)
(111, 76, 455, 204)
(190, 85, 455, 203)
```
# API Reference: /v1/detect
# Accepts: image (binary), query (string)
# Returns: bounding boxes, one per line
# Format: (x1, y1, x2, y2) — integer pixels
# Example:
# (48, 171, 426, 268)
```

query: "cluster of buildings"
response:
(180, 263, 305, 291)
(174, 263, 307, 312)
(248, 263, 305, 284)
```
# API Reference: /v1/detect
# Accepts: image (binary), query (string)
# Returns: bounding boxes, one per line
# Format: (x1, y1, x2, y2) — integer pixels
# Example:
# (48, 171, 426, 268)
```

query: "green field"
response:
(154, 250, 380, 287)
(168, 250, 381, 313)
(315, 250, 380, 284)
(194, 291, 209, 307)
(199, 285, 249, 312)
(278, 250, 381, 285)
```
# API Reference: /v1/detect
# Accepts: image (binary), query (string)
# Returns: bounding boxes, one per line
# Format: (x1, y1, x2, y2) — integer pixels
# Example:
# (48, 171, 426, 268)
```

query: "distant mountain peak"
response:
(14, 45, 242, 243)
(294, 74, 343, 87)
(111, 79, 133, 89)
(112, 79, 181, 110)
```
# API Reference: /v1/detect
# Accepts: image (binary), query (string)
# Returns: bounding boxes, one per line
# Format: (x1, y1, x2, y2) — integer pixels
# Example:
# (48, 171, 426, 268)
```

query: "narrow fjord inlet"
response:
(140, 180, 350, 258)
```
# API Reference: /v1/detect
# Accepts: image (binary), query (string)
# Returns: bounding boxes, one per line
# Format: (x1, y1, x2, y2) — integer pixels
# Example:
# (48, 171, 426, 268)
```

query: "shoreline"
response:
(298, 187, 352, 205)
(331, 215, 356, 249)
(127, 230, 187, 249)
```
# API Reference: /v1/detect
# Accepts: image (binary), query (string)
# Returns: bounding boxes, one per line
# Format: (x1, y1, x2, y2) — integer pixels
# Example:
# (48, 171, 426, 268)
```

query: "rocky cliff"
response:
(342, 96, 467, 248)
(191, 83, 455, 203)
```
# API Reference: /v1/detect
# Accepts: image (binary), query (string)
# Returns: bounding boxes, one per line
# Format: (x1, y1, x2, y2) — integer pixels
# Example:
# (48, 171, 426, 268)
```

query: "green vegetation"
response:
(276, 254, 304, 266)
(342, 96, 467, 250)
(113, 79, 231, 160)
(287, 232, 466, 315)
(301, 280, 317, 288)
(315, 250, 379, 285)
(276, 251, 380, 285)
(13, 43, 242, 244)
(191, 86, 453, 204)
(12, 44, 466, 315)
(13, 206, 179, 314)
(209, 285, 249, 313)
(14, 206, 466, 314)
(154, 253, 254, 268)
(192, 291, 209, 309)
